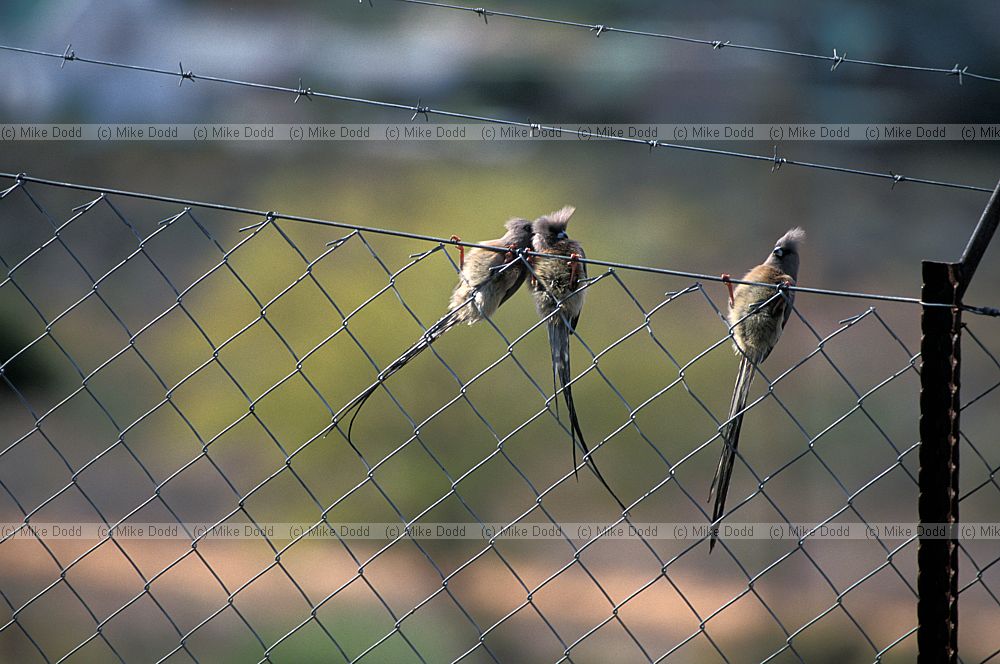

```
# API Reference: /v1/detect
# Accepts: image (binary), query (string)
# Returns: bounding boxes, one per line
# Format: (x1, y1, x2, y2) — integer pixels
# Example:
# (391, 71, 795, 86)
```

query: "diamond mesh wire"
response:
(0, 177, 994, 663)
(956, 324, 1000, 662)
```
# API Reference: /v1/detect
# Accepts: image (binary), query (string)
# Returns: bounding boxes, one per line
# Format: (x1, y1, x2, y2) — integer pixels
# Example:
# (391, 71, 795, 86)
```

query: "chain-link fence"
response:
(0, 174, 996, 663)
(957, 322, 1000, 662)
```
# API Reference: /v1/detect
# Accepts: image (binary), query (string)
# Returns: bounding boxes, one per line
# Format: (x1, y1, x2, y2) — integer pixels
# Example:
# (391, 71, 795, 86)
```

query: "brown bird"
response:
(709, 227, 805, 551)
(343, 218, 535, 441)
(530, 206, 625, 510)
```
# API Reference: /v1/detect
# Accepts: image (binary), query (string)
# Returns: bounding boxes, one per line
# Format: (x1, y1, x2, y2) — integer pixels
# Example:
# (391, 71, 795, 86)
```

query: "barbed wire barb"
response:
(293, 77, 312, 102)
(830, 48, 846, 71)
(59, 43, 75, 68)
(176, 61, 193, 86)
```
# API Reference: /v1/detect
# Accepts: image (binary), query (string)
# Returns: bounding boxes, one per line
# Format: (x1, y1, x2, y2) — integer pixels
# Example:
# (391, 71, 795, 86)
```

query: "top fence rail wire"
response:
(0, 171, 997, 318)
(0, 43, 995, 196)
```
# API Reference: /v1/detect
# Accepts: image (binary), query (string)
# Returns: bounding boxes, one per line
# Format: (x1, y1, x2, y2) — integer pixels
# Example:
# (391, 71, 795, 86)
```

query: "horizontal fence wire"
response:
(1, 175, 996, 663)
(0, 44, 995, 196)
(382, 0, 1000, 86)
(0, 172, 995, 318)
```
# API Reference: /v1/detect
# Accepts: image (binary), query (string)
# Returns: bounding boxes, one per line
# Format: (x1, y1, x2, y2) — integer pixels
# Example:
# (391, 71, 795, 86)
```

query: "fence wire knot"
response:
(831, 48, 847, 71)
(177, 61, 194, 86)
(770, 145, 786, 172)
(948, 63, 968, 85)
(60, 43, 76, 68)
(294, 77, 313, 103)
(411, 98, 430, 121)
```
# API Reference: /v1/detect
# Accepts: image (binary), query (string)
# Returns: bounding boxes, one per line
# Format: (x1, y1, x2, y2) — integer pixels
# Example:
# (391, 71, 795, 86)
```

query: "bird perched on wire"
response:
(342, 218, 535, 441)
(529, 206, 625, 510)
(709, 227, 805, 552)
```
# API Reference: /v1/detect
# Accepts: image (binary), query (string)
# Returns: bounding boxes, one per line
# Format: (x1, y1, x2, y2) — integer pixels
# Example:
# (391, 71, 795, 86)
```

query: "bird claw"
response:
(568, 252, 582, 288)
(721, 273, 735, 307)
(450, 235, 464, 269)
(522, 250, 537, 287)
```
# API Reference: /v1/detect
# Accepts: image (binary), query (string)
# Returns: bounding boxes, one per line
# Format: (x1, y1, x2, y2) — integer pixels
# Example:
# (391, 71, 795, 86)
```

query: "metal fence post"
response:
(917, 260, 960, 664)
(918, 181, 1000, 664)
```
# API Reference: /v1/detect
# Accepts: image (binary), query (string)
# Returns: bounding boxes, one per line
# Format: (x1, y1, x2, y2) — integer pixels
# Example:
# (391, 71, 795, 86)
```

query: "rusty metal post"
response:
(918, 181, 999, 663)
(917, 261, 960, 664)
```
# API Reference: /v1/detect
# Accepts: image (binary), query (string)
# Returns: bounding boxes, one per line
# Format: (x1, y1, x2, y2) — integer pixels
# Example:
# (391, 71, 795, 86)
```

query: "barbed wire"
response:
(0, 43, 995, 197)
(1, 171, 997, 319)
(383, 0, 1000, 85)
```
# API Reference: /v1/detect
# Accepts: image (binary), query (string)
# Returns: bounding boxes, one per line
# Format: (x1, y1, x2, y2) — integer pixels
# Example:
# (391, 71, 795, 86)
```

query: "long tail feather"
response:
(340, 307, 465, 443)
(548, 322, 577, 476)
(548, 321, 627, 511)
(709, 353, 757, 552)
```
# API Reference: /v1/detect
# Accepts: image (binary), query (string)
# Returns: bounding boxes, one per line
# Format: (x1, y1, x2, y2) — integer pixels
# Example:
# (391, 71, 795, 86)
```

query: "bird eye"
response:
(773, 247, 785, 258)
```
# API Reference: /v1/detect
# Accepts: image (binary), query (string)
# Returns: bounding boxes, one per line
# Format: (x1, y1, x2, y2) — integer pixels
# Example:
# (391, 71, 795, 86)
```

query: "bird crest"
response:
(546, 205, 576, 225)
(776, 227, 806, 252)
(533, 206, 576, 241)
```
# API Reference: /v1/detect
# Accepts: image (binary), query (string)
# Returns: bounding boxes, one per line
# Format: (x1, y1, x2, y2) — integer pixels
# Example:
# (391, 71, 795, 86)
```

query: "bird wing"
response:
(757, 295, 788, 363)
(780, 289, 795, 329)
(495, 263, 527, 309)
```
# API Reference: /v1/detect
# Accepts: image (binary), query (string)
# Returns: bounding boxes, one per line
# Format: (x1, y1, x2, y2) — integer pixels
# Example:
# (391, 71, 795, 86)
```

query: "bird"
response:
(709, 227, 805, 552)
(341, 217, 535, 442)
(529, 206, 626, 511)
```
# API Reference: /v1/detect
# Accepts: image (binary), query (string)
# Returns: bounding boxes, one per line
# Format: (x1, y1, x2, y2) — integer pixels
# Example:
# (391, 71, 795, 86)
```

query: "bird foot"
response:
(450, 235, 464, 269)
(568, 252, 582, 288)
(523, 250, 537, 287)
(721, 273, 735, 307)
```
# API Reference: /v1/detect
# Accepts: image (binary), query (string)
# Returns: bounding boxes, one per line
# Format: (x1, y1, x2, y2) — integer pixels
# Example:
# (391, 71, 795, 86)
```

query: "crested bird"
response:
(530, 206, 626, 510)
(709, 227, 805, 551)
(342, 218, 534, 441)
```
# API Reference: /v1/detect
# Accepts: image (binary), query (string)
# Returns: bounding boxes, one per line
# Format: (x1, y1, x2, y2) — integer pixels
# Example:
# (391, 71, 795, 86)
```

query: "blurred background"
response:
(0, 1, 998, 662)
